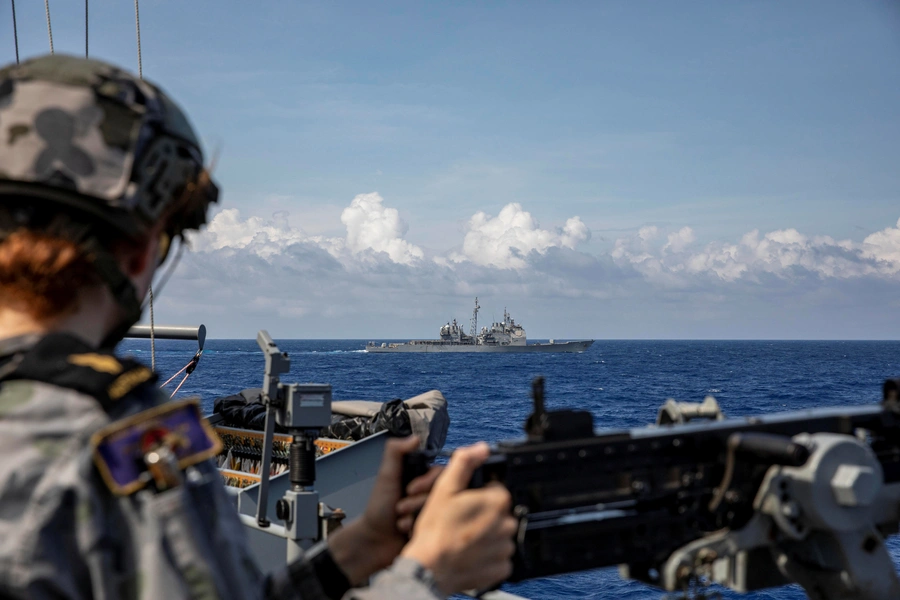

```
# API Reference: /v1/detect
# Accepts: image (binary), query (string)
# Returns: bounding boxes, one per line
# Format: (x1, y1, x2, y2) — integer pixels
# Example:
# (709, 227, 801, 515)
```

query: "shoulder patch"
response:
(91, 399, 222, 495)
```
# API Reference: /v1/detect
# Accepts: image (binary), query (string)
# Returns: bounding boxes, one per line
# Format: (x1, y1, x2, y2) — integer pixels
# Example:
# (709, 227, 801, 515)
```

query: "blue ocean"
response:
(120, 338, 900, 599)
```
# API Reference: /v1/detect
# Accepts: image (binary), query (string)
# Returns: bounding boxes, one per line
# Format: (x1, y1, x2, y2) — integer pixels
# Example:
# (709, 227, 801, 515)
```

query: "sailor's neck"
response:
(0, 291, 117, 348)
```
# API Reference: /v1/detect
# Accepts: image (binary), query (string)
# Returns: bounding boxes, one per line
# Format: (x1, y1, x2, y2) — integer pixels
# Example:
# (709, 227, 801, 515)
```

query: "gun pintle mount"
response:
(402, 376, 900, 600)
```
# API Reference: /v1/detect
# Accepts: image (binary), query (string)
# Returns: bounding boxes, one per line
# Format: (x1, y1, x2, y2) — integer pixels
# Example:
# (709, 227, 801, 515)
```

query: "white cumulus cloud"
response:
(189, 194, 900, 288)
(453, 203, 591, 268)
(861, 217, 900, 269)
(160, 197, 900, 338)
(611, 220, 900, 284)
(663, 226, 696, 255)
(188, 193, 426, 265)
(192, 197, 591, 272)
(190, 209, 307, 258)
(340, 192, 424, 265)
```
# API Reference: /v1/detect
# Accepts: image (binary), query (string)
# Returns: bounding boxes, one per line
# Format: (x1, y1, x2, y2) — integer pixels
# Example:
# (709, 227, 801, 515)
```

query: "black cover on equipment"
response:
(213, 388, 287, 433)
(321, 398, 412, 442)
(212, 390, 411, 439)
(373, 399, 412, 436)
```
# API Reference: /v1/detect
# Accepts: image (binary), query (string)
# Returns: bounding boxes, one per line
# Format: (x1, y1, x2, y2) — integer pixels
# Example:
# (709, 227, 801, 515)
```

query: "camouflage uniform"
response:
(0, 56, 443, 600)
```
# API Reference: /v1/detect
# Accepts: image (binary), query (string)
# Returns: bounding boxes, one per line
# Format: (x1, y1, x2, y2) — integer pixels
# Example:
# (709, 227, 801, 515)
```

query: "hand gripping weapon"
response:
(402, 377, 900, 600)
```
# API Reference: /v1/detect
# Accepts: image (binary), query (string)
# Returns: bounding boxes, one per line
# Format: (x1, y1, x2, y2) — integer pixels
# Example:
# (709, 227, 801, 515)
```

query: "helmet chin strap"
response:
(141, 235, 184, 311)
(85, 232, 184, 352)
(80, 239, 144, 350)
(99, 296, 142, 351)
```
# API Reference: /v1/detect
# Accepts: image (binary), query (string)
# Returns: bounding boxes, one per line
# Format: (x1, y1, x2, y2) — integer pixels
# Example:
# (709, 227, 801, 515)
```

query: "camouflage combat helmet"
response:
(0, 54, 219, 346)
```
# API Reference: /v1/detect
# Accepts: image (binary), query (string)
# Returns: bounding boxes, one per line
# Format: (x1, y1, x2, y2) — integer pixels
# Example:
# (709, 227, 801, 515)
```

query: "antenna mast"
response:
(469, 297, 480, 337)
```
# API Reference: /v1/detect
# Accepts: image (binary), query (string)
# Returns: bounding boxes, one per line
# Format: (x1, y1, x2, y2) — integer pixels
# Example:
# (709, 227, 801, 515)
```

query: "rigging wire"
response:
(160, 356, 193, 388)
(139, 240, 186, 372)
(44, 0, 53, 54)
(149, 285, 155, 371)
(143, 238, 185, 308)
(161, 350, 202, 398)
(169, 372, 191, 398)
(128, 3, 201, 393)
(132, 0, 154, 367)
(134, 242, 189, 381)
(138, 242, 184, 304)
(134, 0, 142, 78)
(10, 0, 19, 64)
(85, 0, 88, 57)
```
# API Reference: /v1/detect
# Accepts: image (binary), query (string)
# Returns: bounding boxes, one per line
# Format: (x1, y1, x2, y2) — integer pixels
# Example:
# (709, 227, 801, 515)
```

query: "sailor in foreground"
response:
(0, 54, 516, 599)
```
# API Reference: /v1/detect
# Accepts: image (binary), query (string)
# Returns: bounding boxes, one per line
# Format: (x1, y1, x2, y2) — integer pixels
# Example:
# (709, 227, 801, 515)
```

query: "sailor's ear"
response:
(118, 238, 154, 277)
(116, 221, 166, 279)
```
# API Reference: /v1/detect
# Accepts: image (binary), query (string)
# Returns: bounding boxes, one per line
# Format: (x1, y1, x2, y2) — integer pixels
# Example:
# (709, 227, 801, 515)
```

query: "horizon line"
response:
(127, 337, 900, 342)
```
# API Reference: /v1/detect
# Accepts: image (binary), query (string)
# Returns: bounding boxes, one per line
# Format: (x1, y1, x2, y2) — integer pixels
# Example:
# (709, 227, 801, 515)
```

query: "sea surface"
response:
(119, 338, 900, 600)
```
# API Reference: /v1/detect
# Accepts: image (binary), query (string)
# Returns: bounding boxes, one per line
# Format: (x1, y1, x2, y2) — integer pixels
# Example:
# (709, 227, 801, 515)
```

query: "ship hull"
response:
(366, 340, 594, 353)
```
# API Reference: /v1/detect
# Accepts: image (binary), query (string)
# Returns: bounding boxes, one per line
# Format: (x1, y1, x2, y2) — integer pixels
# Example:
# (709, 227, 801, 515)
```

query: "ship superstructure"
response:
(367, 298, 593, 353)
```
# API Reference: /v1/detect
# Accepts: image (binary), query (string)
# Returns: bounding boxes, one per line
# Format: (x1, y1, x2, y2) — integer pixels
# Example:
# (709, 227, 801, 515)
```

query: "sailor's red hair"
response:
(0, 229, 100, 320)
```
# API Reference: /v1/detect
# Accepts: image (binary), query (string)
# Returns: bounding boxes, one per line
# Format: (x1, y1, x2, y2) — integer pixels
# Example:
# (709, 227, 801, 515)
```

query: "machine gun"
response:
(403, 377, 900, 599)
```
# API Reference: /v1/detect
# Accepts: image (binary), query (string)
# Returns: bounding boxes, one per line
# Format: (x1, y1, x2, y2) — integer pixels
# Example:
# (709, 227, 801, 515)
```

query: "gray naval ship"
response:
(366, 298, 593, 353)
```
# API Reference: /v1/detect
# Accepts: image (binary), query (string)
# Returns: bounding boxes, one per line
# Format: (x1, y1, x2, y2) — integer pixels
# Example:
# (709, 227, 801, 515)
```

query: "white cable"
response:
(44, 0, 53, 54)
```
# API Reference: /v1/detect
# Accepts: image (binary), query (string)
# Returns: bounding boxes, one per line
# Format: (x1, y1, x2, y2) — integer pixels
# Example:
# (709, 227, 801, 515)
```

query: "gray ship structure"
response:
(366, 298, 593, 353)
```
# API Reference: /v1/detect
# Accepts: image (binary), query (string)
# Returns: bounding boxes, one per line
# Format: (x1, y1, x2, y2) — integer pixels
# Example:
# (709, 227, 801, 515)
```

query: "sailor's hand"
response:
(400, 442, 517, 596)
(396, 462, 442, 535)
(325, 435, 431, 585)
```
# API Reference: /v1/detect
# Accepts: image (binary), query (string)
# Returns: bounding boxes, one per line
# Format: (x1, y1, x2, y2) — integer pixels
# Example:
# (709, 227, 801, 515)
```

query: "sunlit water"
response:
(120, 338, 900, 599)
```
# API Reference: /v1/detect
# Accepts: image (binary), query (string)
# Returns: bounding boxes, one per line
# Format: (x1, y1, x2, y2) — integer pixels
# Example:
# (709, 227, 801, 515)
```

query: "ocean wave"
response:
(163, 338, 900, 599)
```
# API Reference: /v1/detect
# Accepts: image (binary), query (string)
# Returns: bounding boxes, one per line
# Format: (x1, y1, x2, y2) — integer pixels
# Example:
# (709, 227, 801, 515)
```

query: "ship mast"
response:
(469, 297, 480, 337)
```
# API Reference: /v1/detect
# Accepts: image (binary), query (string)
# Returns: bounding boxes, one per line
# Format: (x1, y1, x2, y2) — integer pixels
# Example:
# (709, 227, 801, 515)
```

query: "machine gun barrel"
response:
(127, 324, 206, 348)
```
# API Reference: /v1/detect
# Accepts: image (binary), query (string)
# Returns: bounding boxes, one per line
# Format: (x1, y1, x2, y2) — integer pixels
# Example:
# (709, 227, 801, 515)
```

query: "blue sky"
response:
(6, 1, 900, 338)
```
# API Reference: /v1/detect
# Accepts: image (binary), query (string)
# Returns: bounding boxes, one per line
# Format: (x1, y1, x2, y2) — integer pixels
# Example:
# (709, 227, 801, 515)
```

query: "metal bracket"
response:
(647, 432, 900, 599)
(319, 502, 346, 540)
(255, 330, 290, 528)
(280, 489, 320, 540)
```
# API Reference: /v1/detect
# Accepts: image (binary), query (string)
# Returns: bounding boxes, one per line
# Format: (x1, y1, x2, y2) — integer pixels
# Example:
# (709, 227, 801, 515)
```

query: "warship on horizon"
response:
(366, 298, 594, 353)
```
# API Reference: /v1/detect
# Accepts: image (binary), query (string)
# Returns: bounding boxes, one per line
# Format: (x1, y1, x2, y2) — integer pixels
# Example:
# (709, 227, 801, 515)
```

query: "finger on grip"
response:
(432, 442, 490, 497)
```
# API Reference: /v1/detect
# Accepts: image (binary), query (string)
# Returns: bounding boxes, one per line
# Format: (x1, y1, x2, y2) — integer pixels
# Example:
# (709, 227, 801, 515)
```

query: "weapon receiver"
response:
(402, 376, 900, 599)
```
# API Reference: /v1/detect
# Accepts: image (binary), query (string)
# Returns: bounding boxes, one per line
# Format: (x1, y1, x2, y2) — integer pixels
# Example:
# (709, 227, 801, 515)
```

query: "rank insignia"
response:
(90, 399, 223, 495)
